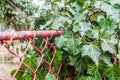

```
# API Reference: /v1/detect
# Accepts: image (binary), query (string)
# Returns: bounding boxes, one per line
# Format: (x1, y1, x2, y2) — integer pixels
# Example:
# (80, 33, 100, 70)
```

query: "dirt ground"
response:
(0, 63, 18, 80)
(0, 40, 21, 80)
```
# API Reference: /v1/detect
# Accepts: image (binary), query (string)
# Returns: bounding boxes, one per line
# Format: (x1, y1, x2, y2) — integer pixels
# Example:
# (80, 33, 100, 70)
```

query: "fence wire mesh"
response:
(0, 30, 63, 80)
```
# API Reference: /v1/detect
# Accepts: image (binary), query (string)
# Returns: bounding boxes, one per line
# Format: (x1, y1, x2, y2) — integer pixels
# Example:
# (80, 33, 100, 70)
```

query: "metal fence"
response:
(0, 30, 63, 80)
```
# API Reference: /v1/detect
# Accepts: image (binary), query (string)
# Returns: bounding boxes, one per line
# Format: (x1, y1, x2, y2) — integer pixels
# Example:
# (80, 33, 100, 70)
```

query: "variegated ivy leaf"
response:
(55, 35, 66, 48)
(46, 73, 56, 80)
(81, 44, 101, 65)
(99, 18, 117, 31)
(110, 0, 120, 5)
(101, 38, 118, 54)
(79, 22, 92, 36)
(100, 53, 113, 66)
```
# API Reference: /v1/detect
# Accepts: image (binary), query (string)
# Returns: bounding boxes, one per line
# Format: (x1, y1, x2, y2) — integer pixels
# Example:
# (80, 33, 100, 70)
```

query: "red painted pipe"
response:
(0, 30, 64, 40)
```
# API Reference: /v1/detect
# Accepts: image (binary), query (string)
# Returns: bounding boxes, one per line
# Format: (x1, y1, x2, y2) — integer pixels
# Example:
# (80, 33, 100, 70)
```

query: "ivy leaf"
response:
(74, 10, 88, 22)
(100, 30, 114, 39)
(55, 35, 66, 48)
(80, 22, 91, 36)
(113, 4, 120, 9)
(71, 1, 81, 12)
(36, 71, 46, 80)
(53, 50, 63, 71)
(76, 0, 85, 4)
(116, 54, 120, 62)
(86, 27, 99, 39)
(46, 73, 56, 80)
(81, 44, 101, 65)
(110, 0, 120, 5)
(94, 1, 103, 9)
(65, 36, 81, 55)
(91, 30, 99, 39)
(11, 69, 24, 80)
(90, 13, 99, 21)
(80, 22, 92, 36)
(69, 55, 87, 74)
(54, 0, 61, 2)
(117, 40, 120, 54)
(78, 76, 101, 80)
(87, 65, 101, 78)
(99, 18, 117, 31)
(73, 23, 80, 32)
(100, 3, 118, 16)
(22, 74, 32, 80)
(117, 40, 120, 62)
(111, 13, 120, 23)
(101, 38, 117, 54)
(100, 53, 113, 66)
(24, 57, 38, 69)
(103, 66, 120, 80)
(52, 16, 72, 30)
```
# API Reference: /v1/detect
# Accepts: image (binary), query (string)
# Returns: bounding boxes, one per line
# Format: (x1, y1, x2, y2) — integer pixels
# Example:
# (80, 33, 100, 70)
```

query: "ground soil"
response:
(0, 63, 18, 80)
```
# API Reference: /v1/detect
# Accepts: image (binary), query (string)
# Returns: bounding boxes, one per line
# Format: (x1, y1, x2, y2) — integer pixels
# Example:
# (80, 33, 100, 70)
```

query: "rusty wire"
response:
(0, 31, 63, 80)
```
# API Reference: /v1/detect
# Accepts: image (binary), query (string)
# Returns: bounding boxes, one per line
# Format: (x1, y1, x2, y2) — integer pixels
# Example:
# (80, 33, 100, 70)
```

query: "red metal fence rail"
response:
(0, 30, 63, 80)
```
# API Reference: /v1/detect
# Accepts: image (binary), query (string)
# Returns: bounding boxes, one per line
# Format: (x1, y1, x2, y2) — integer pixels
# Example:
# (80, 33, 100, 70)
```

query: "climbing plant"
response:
(1, 0, 120, 79)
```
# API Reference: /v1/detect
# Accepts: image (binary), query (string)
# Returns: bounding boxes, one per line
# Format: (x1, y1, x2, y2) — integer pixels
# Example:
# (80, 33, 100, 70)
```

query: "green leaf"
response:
(69, 55, 87, 74)
(116, 54, 120, 62)
(2, 0, 120, 79)
(101, 38, 117, 54)
(117, 40, 120, 61)
(100, 3, 118, 16)
(86, 27, 99, 39)
(73, 23, 80, 32)
(100, 53, 113, 66)
(53, 50, 63, 71)
(52, 16, 72, 30)
(79, 22, 92, 36)
(90, 13, 99, 21)
(99, 18, 117, 31)
(76, 0, 85, 4)
(74, 10, 88, 22)
(37, 70, 47, 80)
(110, 0, 120, 5)
(113, 4, 120, 9)
(117, 40, 120, 54)
(78, 76, 101, 80)
(55, 35, 66, 48)
(46, 73, 56, 80)
(103, 66, 120, 80)
(54, 0, 61, 2)
(22, 74, 32, 80)
(87, 65, 101, 78)
(100, 30, 114, 39)
(81, 44, 101, 65)
(71, 1, 81, 11)
(11, 69, 24, 80)
(24, 57, 38, 69)
(65, 36, 81, 55)
(94, 1, 103, 9)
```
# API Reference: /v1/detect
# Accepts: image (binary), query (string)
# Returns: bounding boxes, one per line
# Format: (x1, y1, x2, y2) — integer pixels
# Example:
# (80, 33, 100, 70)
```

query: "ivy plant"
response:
(1, 0, 120, 79)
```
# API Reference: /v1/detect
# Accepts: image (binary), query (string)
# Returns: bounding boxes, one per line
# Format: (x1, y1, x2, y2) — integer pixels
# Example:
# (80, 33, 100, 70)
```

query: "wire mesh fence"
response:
(0, 30, 63, 80)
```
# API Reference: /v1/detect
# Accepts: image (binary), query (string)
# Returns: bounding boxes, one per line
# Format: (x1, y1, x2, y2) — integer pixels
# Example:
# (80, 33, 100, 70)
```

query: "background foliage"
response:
(1, 0, 120, 80)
